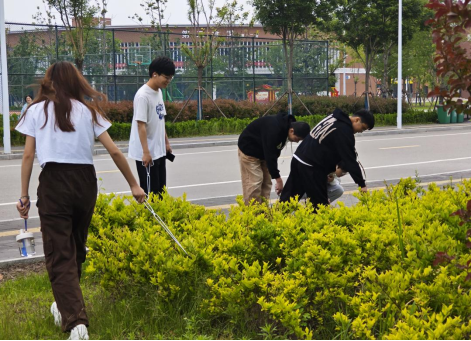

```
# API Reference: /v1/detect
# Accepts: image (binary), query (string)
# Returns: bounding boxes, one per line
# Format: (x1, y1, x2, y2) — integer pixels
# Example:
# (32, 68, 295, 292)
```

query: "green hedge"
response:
(0, 110, 438, 146)
(100, 96, 405, 123)
(86, 179, 471, 339)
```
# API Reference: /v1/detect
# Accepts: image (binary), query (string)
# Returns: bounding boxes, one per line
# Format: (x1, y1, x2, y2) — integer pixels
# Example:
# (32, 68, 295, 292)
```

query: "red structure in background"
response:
(330, 87, 339, 97)
(247, 84, 280, 103)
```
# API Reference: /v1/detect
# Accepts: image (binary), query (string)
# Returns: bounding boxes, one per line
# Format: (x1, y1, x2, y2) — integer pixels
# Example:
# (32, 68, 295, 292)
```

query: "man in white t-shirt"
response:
(128, 56, 175, 195)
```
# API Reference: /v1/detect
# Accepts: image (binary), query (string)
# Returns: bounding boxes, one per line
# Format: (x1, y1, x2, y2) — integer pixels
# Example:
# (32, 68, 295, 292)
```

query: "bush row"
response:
(102, 96, 405, 123)
(0, 110, 438, 146)
(86, 179, 471, 339)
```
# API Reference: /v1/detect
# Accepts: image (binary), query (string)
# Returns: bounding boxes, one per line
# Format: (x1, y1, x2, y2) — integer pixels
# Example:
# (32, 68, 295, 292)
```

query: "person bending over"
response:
(238, 111, 310, 205)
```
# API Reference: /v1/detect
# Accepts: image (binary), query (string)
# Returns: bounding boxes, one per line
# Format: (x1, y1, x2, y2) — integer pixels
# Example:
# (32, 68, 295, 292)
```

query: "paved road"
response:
(1, 129, 471, 262)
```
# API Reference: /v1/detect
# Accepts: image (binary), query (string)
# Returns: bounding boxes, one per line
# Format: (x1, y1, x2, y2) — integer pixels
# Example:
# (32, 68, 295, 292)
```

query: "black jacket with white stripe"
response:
(294, 108, 366, 188)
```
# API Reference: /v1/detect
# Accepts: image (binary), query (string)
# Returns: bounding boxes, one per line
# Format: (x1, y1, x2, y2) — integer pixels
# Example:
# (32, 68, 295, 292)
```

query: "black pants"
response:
(280, 158, 329, 210)
(136, 156, 166, 195)
(37, 163, 97, 332)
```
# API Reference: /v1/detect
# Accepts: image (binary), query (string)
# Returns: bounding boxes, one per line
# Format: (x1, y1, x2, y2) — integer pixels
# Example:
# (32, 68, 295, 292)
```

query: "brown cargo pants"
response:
(37, 163, 97, 332)
(238, 148, 272, 205)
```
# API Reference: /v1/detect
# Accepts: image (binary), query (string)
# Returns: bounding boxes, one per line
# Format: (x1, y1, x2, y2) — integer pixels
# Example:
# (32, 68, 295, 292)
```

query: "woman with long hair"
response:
(16, 61, 146, 340)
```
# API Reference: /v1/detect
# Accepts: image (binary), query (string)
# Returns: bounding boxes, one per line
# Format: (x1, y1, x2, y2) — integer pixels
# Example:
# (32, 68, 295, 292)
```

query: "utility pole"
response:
(0, 0, 11, 153)
(397, 0, 403, 129)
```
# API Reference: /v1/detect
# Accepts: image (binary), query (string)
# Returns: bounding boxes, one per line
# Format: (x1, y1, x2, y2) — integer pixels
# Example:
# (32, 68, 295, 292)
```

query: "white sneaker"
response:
(50, 302, 62, 327)
(68, 324, 89, 340)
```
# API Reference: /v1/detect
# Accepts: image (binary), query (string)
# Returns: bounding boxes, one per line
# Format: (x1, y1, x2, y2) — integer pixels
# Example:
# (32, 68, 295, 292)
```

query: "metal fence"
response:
(6, 22, 329, 108)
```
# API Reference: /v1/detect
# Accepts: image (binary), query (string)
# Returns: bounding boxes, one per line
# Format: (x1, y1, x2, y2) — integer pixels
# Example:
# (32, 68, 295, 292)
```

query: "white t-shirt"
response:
(15, 100, 111, 167)
(128, 84, 167, 161)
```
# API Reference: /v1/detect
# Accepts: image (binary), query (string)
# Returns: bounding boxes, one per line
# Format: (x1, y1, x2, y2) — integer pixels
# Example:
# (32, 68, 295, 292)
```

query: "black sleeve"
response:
(335, 132, 366, 188)
(261, 122, 283, 179)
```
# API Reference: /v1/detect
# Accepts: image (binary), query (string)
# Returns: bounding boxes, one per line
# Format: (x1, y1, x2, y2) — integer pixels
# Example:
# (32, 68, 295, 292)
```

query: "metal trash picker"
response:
(143, 162, 188, 256)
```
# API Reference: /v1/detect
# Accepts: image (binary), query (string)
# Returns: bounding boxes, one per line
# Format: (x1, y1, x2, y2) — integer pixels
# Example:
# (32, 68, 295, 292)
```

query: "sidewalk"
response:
(1, 122, 471, 160)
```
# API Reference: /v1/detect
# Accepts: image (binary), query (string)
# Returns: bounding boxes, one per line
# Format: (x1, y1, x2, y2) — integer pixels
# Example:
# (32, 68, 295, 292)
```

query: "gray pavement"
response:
(1, 122, 471, 266)
(1, 121, 471, 159)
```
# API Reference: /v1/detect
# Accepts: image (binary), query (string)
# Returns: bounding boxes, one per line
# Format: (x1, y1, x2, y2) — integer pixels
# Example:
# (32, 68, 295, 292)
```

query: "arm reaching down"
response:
(98, 131, 147, 203)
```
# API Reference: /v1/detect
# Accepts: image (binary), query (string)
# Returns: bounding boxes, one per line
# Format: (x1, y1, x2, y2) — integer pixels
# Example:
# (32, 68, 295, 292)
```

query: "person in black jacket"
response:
(238, 111, 310, 205)
(280, 108, 375, 209)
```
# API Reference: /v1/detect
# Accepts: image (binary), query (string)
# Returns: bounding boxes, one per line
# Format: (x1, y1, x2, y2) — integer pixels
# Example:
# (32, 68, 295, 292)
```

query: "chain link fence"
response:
(6, 22, 329, 109)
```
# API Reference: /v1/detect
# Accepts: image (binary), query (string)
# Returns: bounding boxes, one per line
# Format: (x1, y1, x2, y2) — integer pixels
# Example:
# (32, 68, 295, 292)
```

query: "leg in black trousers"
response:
(280, 158, 329, 211)
(280, 158, 305, 202)
(136, 156, 166, 196)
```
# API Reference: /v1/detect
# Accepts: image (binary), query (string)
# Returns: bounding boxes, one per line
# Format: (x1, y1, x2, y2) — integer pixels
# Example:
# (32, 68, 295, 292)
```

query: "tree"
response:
(176, 0, 227, 120)
(214, 0, 250, 100)
(375, 0, 430, 98)
(402, 29, 437, 103)
(130, 0, 169, 52)
(318, 0, 423, 107)
(426, 0, 471, 115)
(265, 40, 330, 96)
(7, 34, 44, 103)
(44, 0, 106, 72)
(252, 0, 317, 115)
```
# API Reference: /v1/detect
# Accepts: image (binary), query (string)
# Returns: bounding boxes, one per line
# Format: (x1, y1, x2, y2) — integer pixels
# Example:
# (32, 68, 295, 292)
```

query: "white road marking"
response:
(357, 131, 471, 143)
(379, 145, 420, 150)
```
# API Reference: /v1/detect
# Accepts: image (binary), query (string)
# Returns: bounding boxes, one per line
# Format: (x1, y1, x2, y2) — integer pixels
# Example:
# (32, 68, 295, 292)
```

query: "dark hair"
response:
(291, 121, 311, 138)
(149, 56, 176, 78)
(18, 61, 108, 132)
(24, 95, 33, 101)
(352, 109, 375, 130)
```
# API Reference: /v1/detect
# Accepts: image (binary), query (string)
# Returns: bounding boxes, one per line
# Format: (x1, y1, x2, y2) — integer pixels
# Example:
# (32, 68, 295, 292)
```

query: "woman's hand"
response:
(131, 185, 146, 203)
(16, 198, 31, 219)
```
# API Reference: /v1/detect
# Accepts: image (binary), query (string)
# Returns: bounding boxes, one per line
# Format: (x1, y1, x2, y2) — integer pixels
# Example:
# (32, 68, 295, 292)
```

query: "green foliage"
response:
(87, 179, 471, 339)
(0, 109, 438, 147)
(104, 97, 405, 123)
(426, 0, 471, 115)
(253, 0, 317, 38)
(252, 0, 318, 94)
(318, 0, 425, 95)
(0, 265, 234, 339)
(44, 0, 105, 72)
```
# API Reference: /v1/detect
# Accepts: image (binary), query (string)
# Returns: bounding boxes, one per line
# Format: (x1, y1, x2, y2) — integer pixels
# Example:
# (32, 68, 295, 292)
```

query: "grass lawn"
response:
(0, 262, 246, 340)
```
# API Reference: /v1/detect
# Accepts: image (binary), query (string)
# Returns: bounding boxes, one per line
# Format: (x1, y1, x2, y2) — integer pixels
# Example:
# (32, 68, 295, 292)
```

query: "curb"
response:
(1, 124, 471, 160)
(360, 123, 471, 137)
(0, 255, 45, 268)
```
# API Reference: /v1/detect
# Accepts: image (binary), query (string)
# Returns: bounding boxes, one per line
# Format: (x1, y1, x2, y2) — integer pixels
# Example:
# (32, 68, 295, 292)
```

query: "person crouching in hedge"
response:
(238, 111, 310, 205)
(280, 108, 375, 210)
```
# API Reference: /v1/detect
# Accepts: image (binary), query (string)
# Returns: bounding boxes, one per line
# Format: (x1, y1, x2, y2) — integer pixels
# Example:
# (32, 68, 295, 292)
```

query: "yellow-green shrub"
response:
(86, 179, 471, 339)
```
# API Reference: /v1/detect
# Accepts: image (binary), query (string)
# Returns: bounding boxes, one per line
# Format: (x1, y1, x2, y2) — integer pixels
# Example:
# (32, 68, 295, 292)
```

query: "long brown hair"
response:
(19, 61, 108, 132)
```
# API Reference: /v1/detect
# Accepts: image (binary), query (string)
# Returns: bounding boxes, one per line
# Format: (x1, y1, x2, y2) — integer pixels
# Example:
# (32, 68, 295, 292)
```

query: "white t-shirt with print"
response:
(15, 100, 111, 168)
(128, 84, 167, 161)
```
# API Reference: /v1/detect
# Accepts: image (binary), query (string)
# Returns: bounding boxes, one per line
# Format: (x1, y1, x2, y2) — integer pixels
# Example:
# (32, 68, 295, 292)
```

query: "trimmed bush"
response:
(87, 179, 471, 339)
(0, 110, 438, 147)
(103, 96, 406, 123)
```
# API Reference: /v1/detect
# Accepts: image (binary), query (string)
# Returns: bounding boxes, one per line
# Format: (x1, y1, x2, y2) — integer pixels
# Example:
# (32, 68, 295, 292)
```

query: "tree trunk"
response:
(197, 66, 204, 120)
(288, 40, 294, 92)
(287, 39, 294, 115)
(76, 58, 84, 73)
(382, 50, 389, 98)
(197, 66, 203, 88)
(364, 50, 371, 110)
(282, 35, 290, 90)
(282, 34, 294, 115)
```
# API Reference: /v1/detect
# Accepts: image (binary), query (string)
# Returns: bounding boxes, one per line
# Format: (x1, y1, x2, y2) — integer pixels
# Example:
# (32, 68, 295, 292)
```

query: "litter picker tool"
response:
(143, 162, 188, 255)
(16, 198, 36, 257)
